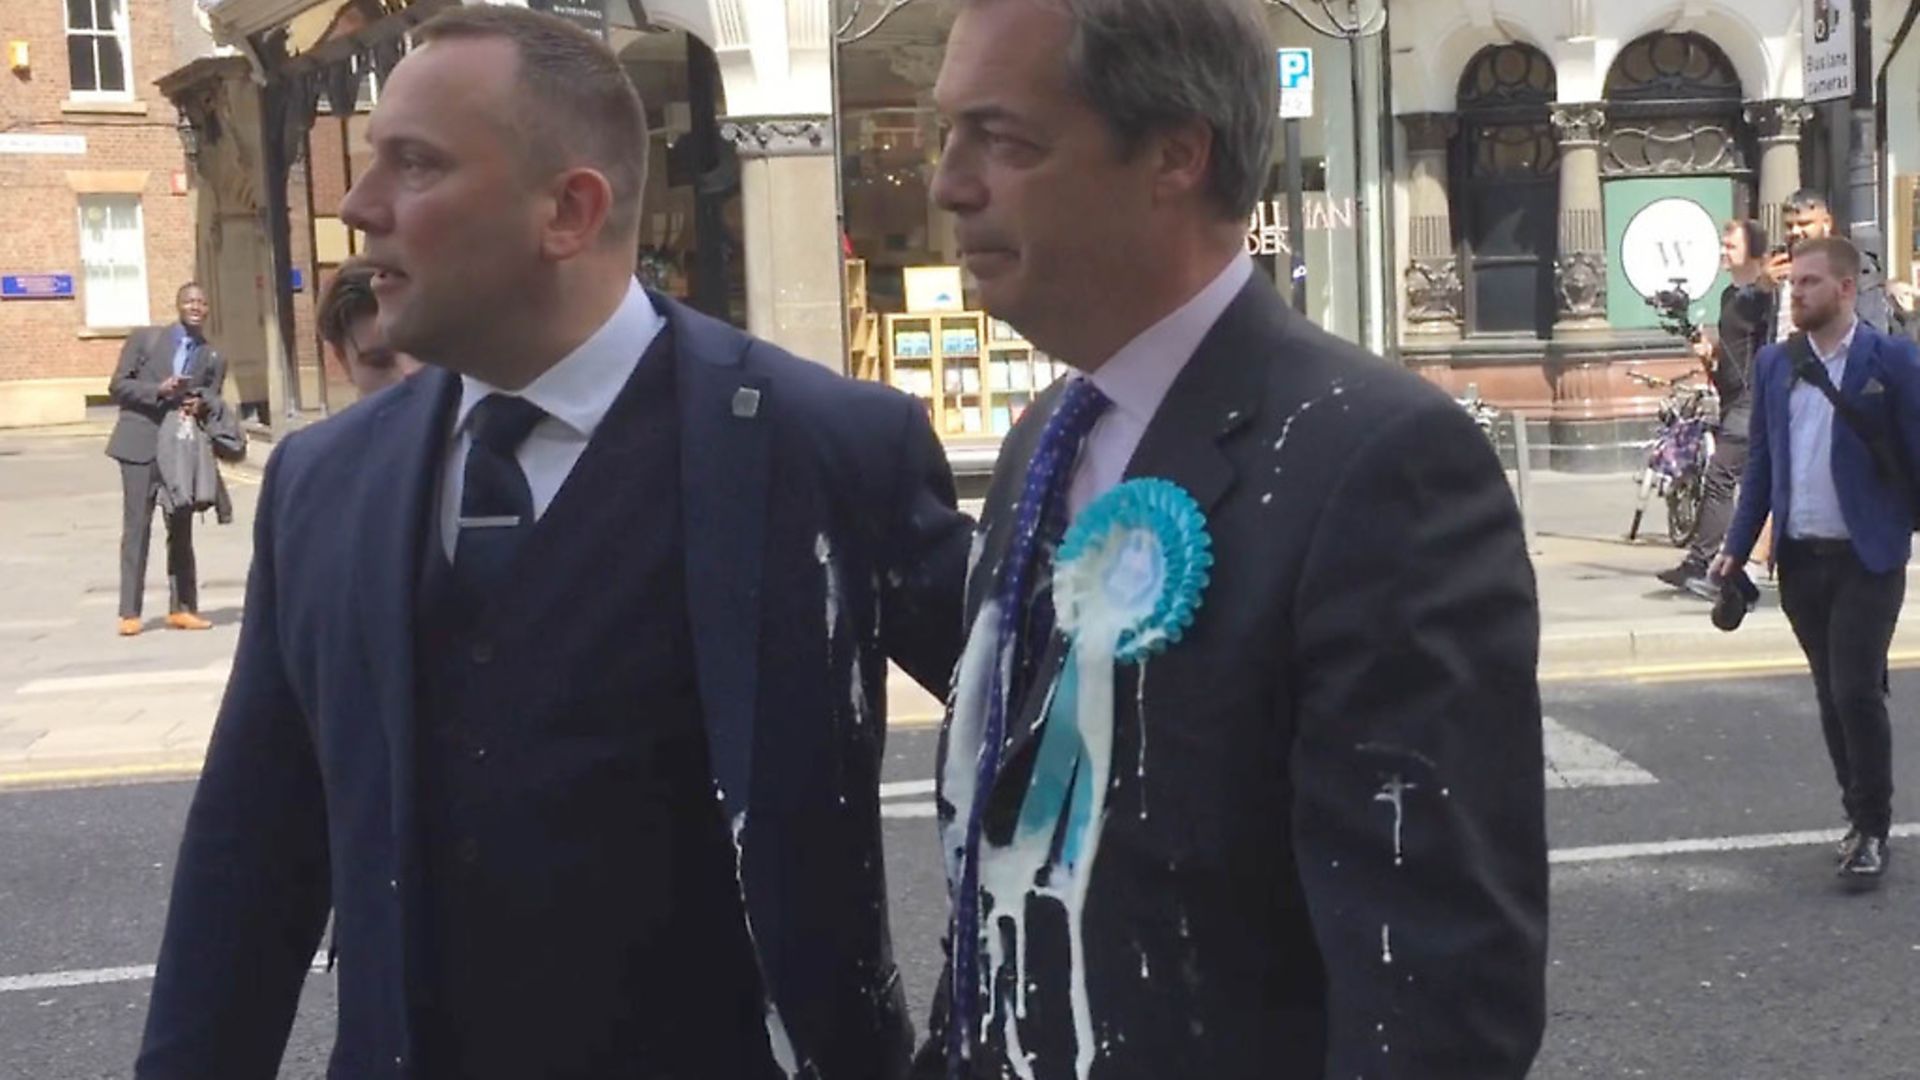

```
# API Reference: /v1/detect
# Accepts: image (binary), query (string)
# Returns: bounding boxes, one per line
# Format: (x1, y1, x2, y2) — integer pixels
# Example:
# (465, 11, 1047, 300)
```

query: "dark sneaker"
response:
(1656, 564, 1698, 588)
(1839, 834, 1889, 889)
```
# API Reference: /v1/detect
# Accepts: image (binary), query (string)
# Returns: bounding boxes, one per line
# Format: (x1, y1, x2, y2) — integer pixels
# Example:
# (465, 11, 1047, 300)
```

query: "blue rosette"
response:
(1052, 477, 1213, 663)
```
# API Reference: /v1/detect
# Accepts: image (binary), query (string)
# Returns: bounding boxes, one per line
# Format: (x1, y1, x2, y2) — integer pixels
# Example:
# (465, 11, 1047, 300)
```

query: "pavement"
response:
(5, 421, 1919, 789)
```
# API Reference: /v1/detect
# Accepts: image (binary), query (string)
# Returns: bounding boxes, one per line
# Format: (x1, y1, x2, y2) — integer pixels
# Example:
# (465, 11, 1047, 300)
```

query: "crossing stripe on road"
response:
(877, 718, 1656, 818)
(14, 661, 229, 696)
(1542, 716, 1656, 789)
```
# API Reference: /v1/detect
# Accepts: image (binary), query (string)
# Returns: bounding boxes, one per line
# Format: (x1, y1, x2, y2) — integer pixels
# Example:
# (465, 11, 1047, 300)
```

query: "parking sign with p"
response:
(1278, 48, 1314, 118)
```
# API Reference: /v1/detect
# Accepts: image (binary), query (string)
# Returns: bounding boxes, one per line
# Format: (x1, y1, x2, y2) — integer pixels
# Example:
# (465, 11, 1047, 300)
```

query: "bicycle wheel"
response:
(1667, 473, 1703, 547)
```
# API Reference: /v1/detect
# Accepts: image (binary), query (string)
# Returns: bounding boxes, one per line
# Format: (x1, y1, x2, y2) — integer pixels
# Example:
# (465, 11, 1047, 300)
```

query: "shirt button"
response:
(458, 838, 480, 864)
(470, 640, 494, 665)
(471, 746, 489, 763)
(389, 878, 399, 892)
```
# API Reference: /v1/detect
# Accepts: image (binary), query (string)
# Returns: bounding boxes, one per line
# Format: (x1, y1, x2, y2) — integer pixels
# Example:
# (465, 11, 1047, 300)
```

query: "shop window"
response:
(1601, 33, 1746, 177)
(1454, 43, 1559, 337)
(67, 0, 130, 99)
(77, 195, 149, 328)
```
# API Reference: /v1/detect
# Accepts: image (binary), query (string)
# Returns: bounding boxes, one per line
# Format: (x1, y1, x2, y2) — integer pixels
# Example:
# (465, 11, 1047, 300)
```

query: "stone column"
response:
(1746, 100, 1812, 243)
(722, 117, 847, 371)
(1550, 103, 1609, 336)
(1398, 113, 1462, 339)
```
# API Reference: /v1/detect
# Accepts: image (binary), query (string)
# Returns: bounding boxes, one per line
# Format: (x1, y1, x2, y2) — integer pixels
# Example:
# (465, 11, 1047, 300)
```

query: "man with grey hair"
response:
(919, 0, 1548, 1076)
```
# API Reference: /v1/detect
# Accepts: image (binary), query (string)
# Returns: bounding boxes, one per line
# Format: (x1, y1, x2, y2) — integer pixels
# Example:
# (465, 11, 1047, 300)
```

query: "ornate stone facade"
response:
(1405, 257, 1465, 327)
(1554, 251, 1608, 320)
(1549, 104, 1607, 145)
(721, 117, 836, 157)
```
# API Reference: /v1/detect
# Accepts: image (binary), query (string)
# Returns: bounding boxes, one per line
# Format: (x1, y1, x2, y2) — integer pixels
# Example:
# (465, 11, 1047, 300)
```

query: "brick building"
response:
(0, 0, 218, 427)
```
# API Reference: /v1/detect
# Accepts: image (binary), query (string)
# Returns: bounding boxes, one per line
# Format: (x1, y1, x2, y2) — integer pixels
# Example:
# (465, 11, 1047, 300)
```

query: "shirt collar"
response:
(1085, 254, 1253, 421)
(453, 278, 663, 440)
(1814, 317, 1859, 365)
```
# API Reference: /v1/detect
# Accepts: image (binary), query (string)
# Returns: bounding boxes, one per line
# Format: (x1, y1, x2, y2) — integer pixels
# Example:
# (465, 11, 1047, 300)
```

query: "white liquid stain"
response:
(1135, 660, 1149, 821)
(729, 811, 802, 1079)
(1374, 774, 1417, 867)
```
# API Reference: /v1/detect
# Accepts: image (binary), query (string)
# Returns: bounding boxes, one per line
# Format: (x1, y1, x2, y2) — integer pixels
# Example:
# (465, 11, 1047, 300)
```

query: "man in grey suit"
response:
(106, 282, 225, 635)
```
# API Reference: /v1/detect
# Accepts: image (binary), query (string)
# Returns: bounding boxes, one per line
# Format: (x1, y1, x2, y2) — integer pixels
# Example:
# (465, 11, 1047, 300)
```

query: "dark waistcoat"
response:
(410, 331, 776, 1080)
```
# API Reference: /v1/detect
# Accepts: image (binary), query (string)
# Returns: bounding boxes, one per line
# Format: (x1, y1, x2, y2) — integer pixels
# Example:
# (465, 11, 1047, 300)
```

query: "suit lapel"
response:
(665, 295, 767, 825)
(1840, 323, 1878, 399)
(1120, 277, 1278, 508)
(987, 278, 1276, 807)
(354, 367, 458, 818)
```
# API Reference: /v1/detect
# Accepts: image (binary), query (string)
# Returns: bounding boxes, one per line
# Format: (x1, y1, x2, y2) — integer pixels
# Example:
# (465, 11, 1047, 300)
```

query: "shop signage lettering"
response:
(1245, 196, 1355, 256)
(0, 133, 86, 155)
(1, 274, 76, 299)
(528, 0, 609, 41)
(1620, 197, 1720, 302)
(1803, 0, 1853, 103)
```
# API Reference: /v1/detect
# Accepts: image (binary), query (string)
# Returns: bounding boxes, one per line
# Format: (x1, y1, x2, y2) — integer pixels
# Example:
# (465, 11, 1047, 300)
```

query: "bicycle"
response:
(1624, 369, 1718, 548)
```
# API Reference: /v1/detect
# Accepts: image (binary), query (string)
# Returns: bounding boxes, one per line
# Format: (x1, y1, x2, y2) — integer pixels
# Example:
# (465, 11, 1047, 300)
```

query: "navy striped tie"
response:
(948, 376, 1111, 1066)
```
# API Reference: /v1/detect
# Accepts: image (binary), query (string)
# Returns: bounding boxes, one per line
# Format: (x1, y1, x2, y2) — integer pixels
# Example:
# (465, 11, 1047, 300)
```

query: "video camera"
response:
(1646, 277, 1696, 341)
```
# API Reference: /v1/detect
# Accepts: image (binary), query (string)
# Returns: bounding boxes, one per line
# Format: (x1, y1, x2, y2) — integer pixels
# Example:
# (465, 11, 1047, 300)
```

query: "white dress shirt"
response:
(439, 278, 665, 561)
(1785, 317, 1857, 541)
(1065, 254, 1254, 518)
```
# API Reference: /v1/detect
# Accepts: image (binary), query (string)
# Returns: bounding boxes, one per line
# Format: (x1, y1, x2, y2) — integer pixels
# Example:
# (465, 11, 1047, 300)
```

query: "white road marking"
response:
(0, 965, 153, 993)
(882, 802, 939, 819)
(1552, 823, 1920, 865)
(0, 955, 329, 994)
(1544, 716, 1656, 789)
(11, 823, 1915, 996)
(0, 618, 78, 633)
(15, 661, 230, 696)
(879, 779, 936, 799)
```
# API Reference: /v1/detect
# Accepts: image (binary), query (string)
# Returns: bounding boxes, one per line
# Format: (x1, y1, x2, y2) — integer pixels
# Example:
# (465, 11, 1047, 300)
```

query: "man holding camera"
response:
(105, 282, 225, 636)
(1767, 190, 1907, 338)
(1660, 219, 1774, 595)
(1714, 236, 1920, 887)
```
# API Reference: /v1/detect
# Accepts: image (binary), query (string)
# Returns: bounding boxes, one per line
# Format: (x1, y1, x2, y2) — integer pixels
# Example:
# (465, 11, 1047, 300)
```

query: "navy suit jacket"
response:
(1725, 321, 1920, 574)
(136, 294, 972, 1079)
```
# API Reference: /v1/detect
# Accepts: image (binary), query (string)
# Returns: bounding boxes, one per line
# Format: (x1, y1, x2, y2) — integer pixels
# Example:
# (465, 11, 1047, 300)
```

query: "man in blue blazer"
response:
(135, 8, 969, 1078)
(1716, 235, 1920, 887)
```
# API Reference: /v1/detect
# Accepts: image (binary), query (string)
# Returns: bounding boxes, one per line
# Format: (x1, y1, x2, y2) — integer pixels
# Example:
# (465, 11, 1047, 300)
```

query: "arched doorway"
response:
(1599, 32, 1751, 331)
(1452, 44, 1559, 339)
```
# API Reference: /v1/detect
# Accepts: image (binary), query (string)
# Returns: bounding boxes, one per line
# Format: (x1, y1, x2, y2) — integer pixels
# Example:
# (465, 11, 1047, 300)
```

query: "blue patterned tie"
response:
(949, 376, 1111, 1067)
(452, 394, 548, 605)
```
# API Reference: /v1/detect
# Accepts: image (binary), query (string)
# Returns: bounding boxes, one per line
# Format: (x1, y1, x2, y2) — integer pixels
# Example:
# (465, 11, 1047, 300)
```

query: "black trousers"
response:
(117, 460, 197, 619)
(1687, 429, 1749, 569)
(1777, 539, 1904, 838)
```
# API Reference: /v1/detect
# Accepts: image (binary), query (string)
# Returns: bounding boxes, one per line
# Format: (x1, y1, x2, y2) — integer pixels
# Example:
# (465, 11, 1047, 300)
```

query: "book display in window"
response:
(884, 311, 990, 438)
(985, 319, 1066, 435)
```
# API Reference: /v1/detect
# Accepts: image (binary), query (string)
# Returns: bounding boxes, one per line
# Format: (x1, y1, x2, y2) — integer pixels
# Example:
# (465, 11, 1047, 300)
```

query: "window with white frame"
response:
(77, 195, 150, 328)
(67, 0, 131, 98)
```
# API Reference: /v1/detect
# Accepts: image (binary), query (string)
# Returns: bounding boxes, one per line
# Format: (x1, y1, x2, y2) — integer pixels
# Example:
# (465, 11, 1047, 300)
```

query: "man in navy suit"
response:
(1716, 235, 1920, 887)
(135, 7, 969, 1078)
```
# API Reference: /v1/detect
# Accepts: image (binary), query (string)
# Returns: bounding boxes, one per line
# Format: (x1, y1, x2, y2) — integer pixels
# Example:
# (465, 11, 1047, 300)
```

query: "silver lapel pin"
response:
(732, 387, 762, 419)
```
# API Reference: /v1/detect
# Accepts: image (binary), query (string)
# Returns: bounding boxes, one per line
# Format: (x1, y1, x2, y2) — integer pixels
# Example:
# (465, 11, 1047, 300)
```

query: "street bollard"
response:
(1510, 412, 1537, 548)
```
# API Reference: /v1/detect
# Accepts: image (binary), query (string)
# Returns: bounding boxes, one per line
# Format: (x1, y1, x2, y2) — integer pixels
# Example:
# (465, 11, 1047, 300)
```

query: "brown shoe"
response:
(117, 618, 143, 637)
(166, 612, 212, 631)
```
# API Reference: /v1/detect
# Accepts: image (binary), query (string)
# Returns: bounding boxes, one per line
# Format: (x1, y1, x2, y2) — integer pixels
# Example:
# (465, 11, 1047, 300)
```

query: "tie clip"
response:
(458, 515, 523, 530)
